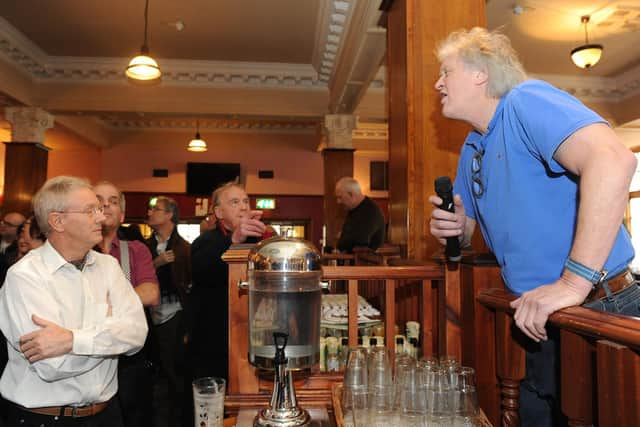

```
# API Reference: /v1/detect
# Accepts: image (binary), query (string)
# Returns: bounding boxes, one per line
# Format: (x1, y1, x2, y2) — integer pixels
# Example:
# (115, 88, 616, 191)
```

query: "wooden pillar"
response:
(322, 114, 357, 250)
(386, 0, 485, 260)
(3, 107, 54, 213)
(2, 143, 49, 214)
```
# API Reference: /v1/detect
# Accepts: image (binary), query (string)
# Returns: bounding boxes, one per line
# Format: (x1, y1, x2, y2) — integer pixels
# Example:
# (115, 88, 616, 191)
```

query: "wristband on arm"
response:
(564, 257, 608, 286)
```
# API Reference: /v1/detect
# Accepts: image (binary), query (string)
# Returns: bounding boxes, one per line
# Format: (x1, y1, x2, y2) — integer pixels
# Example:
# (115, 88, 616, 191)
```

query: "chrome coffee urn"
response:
(241, 237, 323, 427)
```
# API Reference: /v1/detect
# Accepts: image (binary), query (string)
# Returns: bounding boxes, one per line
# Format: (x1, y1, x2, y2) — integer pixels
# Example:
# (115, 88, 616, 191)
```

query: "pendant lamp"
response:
(570, 15, 603, 69)
(126, 0, 161, 82)
(187, 121, 208, 152)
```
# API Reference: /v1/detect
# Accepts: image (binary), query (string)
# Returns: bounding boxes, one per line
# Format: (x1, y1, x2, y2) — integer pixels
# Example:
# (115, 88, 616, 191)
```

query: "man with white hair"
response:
(334, 177, 386, 253)
(0, 176, 147, 427)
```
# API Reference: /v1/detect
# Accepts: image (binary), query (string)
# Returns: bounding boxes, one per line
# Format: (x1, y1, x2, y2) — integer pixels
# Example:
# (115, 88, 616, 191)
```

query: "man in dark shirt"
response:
(185, 182, 271, 427)
(335, 177, 385, 253)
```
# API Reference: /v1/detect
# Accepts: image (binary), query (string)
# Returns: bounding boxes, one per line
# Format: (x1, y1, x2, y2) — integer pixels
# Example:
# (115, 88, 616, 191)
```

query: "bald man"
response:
(335, 177, 385, 253)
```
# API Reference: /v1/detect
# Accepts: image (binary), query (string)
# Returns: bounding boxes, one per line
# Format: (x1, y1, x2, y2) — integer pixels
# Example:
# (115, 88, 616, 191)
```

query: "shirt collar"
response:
(40, 240, 97, 274)
(466, 95, 506, 152)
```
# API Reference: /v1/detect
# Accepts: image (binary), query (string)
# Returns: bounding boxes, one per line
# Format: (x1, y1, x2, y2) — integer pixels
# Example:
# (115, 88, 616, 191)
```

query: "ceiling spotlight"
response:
(571, 15, 603, 69)
(126, 0, 161, 82)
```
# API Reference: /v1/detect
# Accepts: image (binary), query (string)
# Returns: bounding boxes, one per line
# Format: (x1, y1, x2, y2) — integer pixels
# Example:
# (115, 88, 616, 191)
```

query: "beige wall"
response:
(102, 130, 325, 194)
(0, 121, 389, 202)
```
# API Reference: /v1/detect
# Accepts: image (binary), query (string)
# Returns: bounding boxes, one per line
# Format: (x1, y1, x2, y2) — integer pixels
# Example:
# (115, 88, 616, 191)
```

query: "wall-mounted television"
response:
(186, 162, 241, 196)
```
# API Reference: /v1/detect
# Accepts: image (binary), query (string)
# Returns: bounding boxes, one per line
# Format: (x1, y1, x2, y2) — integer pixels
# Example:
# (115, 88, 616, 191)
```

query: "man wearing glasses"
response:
(145, 196, 191, 427)
(429, 28, 639, 426)
(0, 211, 25, 285)
(0, 176, 147, 426)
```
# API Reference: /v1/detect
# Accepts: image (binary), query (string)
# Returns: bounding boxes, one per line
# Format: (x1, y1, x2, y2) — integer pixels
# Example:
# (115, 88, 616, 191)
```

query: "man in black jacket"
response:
(185, 182, 271, 426)
(335, 177, 385, 253)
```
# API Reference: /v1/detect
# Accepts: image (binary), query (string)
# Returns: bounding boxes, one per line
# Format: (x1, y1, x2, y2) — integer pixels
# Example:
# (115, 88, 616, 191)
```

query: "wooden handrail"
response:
(322, 265, 442, 280)
(478, 288, 640, 349)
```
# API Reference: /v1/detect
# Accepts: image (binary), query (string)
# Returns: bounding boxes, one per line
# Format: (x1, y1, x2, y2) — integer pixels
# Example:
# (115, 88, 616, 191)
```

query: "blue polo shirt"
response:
(453, 79, 634, 294)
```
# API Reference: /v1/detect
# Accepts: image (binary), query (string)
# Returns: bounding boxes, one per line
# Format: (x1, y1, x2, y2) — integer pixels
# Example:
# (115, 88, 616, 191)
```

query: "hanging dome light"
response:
(570, 16, 603, 69)
(187, 121, 208, 152)
(126, 0, 161, 82)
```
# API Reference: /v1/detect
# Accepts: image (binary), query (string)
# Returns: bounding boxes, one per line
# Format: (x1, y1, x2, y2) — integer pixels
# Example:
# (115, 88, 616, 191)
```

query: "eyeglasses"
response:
(57, 206, 105, 217)
(471, 149, 485, 198)
(149, 206, 168, 212)
(0, 219, 22, 228)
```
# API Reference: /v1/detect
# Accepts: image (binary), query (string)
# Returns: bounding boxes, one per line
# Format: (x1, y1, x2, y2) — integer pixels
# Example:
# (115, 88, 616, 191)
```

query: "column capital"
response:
(322, 114, 358, 149)
(4, 107, 54, 143)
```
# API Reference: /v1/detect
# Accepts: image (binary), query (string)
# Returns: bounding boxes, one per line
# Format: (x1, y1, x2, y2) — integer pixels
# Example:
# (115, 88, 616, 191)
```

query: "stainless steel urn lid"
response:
(248, 237, 321, 273)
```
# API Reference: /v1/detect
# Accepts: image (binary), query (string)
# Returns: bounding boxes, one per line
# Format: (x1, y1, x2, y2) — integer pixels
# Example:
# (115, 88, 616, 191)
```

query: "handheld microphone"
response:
(434, 176, 462, 262)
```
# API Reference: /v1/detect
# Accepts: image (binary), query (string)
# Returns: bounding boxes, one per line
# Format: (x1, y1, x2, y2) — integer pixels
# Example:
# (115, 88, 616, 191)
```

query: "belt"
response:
(21, 399, 111, 418)
(585, 268, 635, 303)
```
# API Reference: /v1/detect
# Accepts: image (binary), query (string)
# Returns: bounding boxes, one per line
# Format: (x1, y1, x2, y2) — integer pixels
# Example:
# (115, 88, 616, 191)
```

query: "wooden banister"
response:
(478, 288, 640, 349)
(477, 287, 640, 426)
(321, 265, 442, 280)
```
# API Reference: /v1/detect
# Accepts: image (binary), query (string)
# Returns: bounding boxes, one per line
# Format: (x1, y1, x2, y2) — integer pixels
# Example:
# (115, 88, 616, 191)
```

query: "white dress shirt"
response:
(0, 240, 148, 408)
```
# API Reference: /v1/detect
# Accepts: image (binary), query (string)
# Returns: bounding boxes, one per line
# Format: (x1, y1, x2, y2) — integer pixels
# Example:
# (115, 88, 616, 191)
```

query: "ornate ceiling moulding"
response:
(534, 65, 640, 102)
(0, 13, 351, 90)
(312, 0, 355, 83)
(102, 117, 318, 134)
(352, 122, 388, 140)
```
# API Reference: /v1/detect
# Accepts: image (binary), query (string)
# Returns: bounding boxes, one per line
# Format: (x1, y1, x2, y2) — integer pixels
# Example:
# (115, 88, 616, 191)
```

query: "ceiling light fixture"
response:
(570, 15, 603, 69)
(126, 0, 161, 82)
(187, 120, 208, 152)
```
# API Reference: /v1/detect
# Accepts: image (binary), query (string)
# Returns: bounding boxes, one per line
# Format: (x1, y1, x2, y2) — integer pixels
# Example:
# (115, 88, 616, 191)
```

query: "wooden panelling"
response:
(386, 0, 485, 260)
(2, 142, 48, 214)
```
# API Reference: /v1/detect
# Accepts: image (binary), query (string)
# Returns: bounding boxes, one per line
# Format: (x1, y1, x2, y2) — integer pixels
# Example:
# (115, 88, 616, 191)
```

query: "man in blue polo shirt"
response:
(429, 27, 640, 426)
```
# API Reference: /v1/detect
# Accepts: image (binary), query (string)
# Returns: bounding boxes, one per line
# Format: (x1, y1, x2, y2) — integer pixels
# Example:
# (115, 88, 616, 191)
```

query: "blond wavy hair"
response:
(436, 27, 527, 98)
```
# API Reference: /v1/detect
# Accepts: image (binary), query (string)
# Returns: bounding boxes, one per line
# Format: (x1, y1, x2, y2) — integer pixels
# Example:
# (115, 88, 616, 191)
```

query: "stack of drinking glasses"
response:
(342, 350, 481, 427)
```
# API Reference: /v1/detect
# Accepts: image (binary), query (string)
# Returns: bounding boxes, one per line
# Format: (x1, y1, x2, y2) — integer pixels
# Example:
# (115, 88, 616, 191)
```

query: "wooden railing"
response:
(477, 288, 640, 427)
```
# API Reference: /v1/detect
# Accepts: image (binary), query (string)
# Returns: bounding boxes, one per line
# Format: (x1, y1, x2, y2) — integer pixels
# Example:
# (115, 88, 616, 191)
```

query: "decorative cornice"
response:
(103, 118, 317, 134)
(312, 1, 354, 84)
(533, 64, 640, 102)
(0, 16, 326, 89)
(353, 122, 388, 140)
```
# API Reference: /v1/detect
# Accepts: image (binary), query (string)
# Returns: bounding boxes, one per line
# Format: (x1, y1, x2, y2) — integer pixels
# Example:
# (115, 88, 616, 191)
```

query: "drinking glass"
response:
(192, 377, 225, 427)
(350, 388, 370, 427)
(398, 367, 428, 427)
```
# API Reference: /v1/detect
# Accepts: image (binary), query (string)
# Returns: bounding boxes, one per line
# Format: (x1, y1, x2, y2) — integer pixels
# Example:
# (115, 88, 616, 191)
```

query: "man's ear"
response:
(214, 205, 223, 220)
(48, 212, 65, 233)
(474, 68, 489, 86)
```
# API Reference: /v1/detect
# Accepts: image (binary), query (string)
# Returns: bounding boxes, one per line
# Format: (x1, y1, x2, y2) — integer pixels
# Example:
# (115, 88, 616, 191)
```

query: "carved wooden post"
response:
(495, 312, 525, 426)
(596, 340, 640, 427)
(560, 330, 594, 426)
